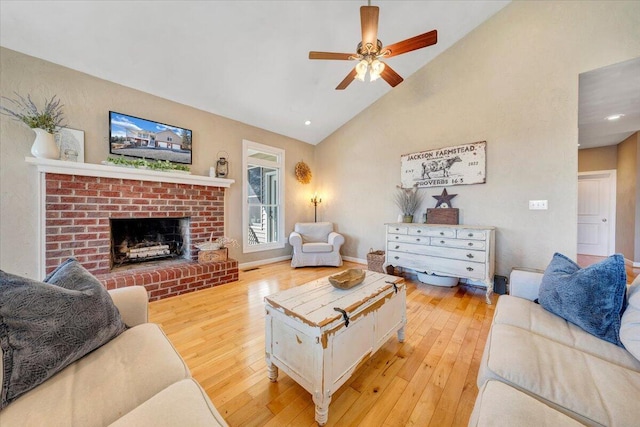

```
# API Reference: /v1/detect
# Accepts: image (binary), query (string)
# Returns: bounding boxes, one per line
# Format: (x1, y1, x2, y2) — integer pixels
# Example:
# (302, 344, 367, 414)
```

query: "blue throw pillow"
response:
(539, 253, 627, 346)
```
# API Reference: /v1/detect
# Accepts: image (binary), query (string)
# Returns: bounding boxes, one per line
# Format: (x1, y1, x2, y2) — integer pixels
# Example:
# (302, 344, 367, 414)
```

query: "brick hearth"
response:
(43, 172, 238, 301)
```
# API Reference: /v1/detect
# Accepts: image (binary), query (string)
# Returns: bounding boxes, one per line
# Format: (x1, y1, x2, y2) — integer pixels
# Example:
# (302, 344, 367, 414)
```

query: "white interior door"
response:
(577, 171, 616, 256)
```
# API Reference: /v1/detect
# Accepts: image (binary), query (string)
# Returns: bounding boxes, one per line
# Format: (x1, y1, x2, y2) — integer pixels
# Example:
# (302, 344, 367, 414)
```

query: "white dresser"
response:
(384, 223, 496, 303)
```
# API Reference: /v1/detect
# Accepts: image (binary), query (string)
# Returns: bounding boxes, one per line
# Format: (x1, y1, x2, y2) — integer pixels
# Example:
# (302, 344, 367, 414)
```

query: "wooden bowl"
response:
(329, 269, 366, 290)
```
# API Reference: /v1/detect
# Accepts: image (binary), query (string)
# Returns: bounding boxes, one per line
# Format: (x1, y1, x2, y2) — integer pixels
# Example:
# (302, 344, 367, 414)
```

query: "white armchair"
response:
(289, 222, 345, 268)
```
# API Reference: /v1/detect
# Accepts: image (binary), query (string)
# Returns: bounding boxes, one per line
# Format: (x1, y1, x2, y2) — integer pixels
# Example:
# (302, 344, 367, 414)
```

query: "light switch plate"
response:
(529, 200, 548, 210)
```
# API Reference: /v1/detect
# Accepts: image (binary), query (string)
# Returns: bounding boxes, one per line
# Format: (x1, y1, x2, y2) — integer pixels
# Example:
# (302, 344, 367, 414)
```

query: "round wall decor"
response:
(295, 161, 312, 184)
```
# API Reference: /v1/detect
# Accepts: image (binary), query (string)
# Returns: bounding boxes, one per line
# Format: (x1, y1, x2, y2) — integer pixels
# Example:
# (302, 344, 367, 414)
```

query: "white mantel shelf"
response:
(26, 157, 235, 188)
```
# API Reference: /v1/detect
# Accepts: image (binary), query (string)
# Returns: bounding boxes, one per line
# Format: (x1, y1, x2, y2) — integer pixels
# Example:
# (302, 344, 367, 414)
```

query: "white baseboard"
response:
(238, 255, 291, 270)
(238, 255, 368, 271)
(342, 256, 367, 265)
(625, 258, 640, 268)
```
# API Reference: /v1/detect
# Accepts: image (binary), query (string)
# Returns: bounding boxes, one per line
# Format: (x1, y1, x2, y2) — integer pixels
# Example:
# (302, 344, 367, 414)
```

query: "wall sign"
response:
(401, 141, 486, 188)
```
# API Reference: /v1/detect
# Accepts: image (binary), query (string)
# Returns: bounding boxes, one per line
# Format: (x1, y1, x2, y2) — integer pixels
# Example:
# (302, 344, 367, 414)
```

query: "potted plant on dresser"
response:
(393, 185, 424, 223)
(0, 93, 66, 159)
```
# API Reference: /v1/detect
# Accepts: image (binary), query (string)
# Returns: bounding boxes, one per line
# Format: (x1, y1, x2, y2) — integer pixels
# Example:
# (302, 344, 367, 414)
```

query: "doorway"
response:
(577, 170, 616, 256)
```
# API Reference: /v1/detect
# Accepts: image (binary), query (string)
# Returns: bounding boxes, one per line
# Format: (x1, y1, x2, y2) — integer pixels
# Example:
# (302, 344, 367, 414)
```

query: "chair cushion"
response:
(0, 259, 127, 408)
(0, 323, 190, 427)
(295, 222, 333, 243)
(301, 242, 334, 253)
(538, 253, 627, 346)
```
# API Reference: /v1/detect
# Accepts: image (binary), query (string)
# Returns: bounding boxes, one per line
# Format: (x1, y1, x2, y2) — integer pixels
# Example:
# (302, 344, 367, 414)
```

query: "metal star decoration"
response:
(432, 188, 457, 208)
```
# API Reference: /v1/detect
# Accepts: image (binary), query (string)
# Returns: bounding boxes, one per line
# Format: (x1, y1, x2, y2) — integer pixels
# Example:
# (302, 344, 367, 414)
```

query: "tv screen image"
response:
(109, 111, 192, 164)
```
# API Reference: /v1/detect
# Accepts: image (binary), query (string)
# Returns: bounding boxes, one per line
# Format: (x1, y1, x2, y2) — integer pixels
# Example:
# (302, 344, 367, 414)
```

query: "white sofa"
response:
(289, 222, 344, 268)
(469, 271, 640, 426)
(0, 286, 228, 427)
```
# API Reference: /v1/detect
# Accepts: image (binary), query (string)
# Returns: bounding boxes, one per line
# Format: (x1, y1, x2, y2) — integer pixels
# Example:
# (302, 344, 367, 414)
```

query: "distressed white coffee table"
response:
(264, 270, 406, 426)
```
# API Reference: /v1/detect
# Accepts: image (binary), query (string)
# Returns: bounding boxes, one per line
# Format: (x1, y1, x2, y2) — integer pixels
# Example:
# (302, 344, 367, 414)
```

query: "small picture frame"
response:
(55, 127, 85, 163)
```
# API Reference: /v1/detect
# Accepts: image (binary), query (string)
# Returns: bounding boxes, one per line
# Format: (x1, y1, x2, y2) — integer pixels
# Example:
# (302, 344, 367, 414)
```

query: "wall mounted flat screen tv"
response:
(109, 111, 192, 164)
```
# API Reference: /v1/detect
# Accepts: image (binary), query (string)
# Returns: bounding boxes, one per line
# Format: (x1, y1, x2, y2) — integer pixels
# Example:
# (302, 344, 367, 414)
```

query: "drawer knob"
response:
(395, 236, 399, 239)
(440, 232, 444, 236)
(416, 238, 421, 242)
(468, 242, 473, 247)
(395, 245, 400, 249)
(466, 267, 474, 271)
(395, 228, 400, 231)
(440, 240, 445, 244)
(468, 233, 474, 237)
(466, 253, 474, 259)
(394, 256, 400, 260)
(417, 230, 422, 233)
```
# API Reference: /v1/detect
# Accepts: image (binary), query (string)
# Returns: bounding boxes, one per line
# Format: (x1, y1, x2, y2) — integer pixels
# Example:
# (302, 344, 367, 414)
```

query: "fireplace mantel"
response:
(27, 157, 238, 293)
(26, 157, 235, 187)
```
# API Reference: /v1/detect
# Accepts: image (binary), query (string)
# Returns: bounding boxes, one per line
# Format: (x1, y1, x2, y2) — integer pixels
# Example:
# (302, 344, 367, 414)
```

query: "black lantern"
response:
(215, 152, 229, 178)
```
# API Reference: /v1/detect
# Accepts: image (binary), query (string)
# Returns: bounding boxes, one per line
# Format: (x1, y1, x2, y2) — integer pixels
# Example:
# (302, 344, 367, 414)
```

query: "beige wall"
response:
(3, 2, 640, 278)
(316, 1, 640, 275)
(578, 145, 618, 172)
(0, 47, 316, 278)
(616, 132, 639, 261)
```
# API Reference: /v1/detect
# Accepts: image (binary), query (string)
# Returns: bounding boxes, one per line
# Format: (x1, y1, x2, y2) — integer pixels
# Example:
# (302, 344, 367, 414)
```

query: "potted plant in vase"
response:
(394, 185, 424, 223)
(0, 93, 66, 159)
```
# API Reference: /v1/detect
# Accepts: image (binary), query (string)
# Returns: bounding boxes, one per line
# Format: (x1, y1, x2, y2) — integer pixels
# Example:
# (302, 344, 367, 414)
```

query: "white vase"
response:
(31, 128, 60, 159)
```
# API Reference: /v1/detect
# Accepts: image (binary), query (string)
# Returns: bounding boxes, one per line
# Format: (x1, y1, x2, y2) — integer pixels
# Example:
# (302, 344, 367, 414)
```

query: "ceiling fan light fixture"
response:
(355, 59, 368, 81)
(369, 59, 385, 81)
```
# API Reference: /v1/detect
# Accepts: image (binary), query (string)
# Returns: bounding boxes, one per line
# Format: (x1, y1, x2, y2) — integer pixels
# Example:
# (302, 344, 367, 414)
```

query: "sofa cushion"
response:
(469, 380, 584, 427)
(108, 378, 228, 427)
(479, 322, 640, 426)
(0, 259, 127, 409)
(493, 295, 640, 370)
(538, 252, 627, 346)
(295, 222, 333, 243)
(0, 323, 190, 427)
(621, 282, 640, 361)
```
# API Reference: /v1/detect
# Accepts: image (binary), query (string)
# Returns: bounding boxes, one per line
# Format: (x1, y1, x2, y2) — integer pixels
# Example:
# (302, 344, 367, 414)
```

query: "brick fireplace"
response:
(30, 158, 238, 301)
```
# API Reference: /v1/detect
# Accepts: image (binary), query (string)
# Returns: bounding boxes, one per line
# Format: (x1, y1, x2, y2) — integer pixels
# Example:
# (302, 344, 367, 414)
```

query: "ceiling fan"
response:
(309, 1, 438, 90)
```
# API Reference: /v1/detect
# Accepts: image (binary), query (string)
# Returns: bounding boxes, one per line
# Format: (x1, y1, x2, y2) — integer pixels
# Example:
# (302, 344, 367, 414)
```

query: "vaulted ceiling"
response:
(578, 57, 640, 149)
(0, 1, 510, 144)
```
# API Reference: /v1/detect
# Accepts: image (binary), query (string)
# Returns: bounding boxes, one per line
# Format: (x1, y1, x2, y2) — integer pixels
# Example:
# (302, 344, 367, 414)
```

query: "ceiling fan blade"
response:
(360, 6, 379, 47)
(309, 51, 356, 60)
(380, 63, 404, 87)
(383, 30, 438, 58)
(336, 68, 358, 90)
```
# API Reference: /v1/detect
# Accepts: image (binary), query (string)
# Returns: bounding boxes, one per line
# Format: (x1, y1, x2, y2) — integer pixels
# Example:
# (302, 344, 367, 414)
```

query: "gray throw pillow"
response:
(0, 259, 127, 408)
(539, 253, 627, 346)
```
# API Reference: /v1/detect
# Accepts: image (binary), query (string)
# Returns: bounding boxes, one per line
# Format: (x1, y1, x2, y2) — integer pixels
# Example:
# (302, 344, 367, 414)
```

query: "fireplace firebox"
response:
(110, 217, 190, 269)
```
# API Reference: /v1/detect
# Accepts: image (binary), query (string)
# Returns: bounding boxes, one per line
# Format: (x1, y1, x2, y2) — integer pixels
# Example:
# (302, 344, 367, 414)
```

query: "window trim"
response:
(242, 139, 285, 253)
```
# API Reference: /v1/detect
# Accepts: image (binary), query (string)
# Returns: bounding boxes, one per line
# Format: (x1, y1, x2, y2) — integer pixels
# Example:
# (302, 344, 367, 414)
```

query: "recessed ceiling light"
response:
(304, 120, 311, 126)
(605, 114, 625, 121)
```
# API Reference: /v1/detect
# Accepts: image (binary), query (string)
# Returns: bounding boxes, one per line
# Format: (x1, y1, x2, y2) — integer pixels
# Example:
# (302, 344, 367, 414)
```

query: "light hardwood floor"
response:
(149, 261, 496, 426)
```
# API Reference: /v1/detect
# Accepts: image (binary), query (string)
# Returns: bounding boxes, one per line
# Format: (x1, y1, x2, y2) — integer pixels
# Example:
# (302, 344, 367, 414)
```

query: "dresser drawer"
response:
(388, 225, 409, 235)
(409, 227, 456, 238)
(388, 242, 487, 263)
(456, 229, 487, 240)
(386, 251, 485, 280)
(387, 234, 430, 245)
(431, 237, 486, 250)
